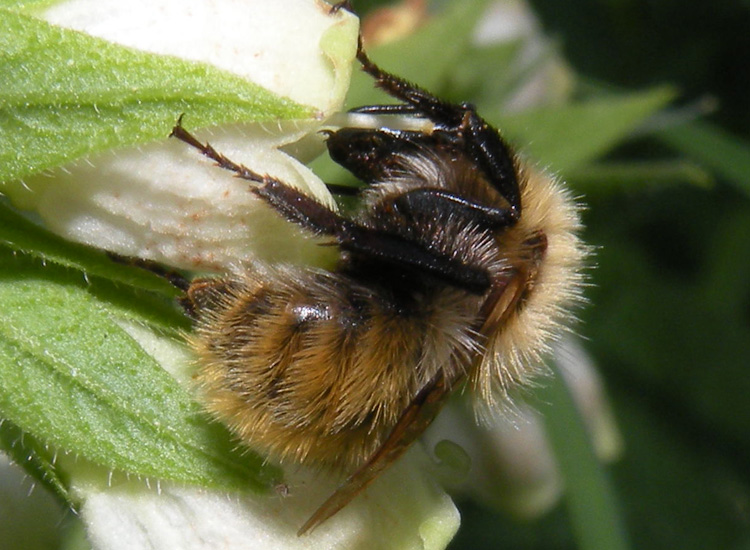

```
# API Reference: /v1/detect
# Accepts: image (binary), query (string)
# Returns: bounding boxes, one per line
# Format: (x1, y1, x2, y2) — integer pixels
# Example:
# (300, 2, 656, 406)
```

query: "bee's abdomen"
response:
(187, 267, 475, 467)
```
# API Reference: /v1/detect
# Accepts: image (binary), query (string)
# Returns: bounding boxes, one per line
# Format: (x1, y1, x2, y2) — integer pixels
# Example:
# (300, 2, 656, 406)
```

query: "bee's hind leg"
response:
(106, 251, 191, 292)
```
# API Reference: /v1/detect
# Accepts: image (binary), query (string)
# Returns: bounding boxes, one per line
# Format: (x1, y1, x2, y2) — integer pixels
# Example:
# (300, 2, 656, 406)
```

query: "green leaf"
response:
(0, 9, 312, 184)
(566, 160, 713, 193)
(658, 121, 750, 197)
(0, 418, 72, 505)
(536, 362, 631, 550)
(0, 0, 60, 11)
(703, 207, 750, 314)
(493, 88, 675, 172)
(0, 252, 280, 492)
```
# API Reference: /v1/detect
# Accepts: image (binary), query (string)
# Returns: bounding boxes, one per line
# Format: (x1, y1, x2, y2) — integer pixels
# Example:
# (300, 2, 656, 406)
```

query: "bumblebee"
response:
(167, 34, 585, 534)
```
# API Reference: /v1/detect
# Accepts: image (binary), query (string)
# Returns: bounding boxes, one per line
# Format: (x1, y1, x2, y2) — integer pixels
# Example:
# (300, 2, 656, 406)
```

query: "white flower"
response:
(11, 0, 357, 272)
(0, 1, 460, 548)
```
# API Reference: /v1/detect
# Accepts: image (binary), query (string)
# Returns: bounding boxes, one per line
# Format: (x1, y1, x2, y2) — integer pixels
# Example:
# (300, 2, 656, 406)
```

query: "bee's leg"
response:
(326, 0, 455, 122)
(325, 126, 438, 184)
(350, 48, 460, 125)
(347, 103, 422, 116)
(351, 49, 521, 214)
(170, 121, 343, 235)
(298, 370, 455, 535)
(106, 251, 191, 291)
(170, 120, 265, 186)
(326, 0, 446, 119)
(394, 188, 517, 229)
(326, 127, 518, 228)
(171, 122, 492, 292)
(321, 182, 361, 197)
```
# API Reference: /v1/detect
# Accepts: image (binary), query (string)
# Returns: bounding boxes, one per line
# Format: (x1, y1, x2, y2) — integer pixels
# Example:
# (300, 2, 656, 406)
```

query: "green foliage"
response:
(496, 89, 675, 172)
(0, 8, 310, 184)
(346, 0, 493, 108)
(0, 250, 280, 496)
(659, 121, 750, 197)
(0, 419, 73, 505)
(488, 1, 750, 550)
(536, 363, 630, 550)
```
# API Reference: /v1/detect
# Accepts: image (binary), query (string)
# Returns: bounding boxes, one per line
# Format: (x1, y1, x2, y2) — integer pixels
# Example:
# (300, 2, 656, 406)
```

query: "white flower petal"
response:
(42, 0, 358, 111)
(14, 0, 360, 269)
(20, 122, 340, 270)
(76, 450, 459, 550)
(425, 401, 562, 518)
(555, 336, 623, 462)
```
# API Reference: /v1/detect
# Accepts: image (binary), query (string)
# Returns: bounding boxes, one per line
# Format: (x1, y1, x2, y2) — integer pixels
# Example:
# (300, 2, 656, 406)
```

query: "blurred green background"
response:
(437, 0, 750, 548)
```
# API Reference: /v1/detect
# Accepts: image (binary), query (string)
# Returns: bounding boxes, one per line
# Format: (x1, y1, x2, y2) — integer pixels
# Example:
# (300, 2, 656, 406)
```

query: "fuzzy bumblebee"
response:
(170, 41, 586, 533)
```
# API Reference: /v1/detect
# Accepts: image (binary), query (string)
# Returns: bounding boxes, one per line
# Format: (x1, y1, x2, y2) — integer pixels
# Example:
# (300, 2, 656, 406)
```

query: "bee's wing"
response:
(298, 272, 529, 536)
